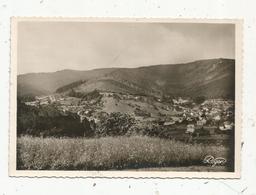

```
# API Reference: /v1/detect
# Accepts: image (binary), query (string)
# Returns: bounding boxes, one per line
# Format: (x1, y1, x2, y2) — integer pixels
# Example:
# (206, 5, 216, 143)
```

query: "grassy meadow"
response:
(17, 135, 230, 170)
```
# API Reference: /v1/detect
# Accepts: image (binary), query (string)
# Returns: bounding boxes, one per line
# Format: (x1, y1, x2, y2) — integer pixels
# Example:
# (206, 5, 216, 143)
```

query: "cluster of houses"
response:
(162, 98, 234, 135)
(24, 95, 57, 107)
(24, 92, 235, 136)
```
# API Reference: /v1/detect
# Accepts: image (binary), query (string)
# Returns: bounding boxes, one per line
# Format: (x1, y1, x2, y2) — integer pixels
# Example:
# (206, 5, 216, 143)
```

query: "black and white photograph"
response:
(9, 18, 242, 177)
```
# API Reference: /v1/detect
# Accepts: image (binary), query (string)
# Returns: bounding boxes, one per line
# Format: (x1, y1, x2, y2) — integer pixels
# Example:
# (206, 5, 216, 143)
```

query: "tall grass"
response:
(17, 135, 229, 170)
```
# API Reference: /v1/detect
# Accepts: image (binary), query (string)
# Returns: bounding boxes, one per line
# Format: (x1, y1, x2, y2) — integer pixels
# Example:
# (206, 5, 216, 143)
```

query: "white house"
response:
(186, 124, 195, 133)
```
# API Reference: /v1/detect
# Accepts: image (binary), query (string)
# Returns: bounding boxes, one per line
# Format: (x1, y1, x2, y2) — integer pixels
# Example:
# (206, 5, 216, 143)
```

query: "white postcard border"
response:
(9, 17, 243, 178)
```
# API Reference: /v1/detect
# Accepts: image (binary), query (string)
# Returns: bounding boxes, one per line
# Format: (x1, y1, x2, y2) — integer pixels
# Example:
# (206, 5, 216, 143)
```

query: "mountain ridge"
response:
(18, 58, 235, 98)
(18, 58, 229, 76)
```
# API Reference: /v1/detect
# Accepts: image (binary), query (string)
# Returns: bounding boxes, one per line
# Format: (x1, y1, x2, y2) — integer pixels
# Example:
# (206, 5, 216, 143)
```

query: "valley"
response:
(17, 58, 235, 170)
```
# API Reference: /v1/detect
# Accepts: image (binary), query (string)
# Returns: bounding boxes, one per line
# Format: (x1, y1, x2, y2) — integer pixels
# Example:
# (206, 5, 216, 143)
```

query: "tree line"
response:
(17, 98, 168, 138)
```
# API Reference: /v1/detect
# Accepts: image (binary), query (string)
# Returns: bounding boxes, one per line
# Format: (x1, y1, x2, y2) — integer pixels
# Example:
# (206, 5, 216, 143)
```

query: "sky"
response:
(17, 21, 235, 74)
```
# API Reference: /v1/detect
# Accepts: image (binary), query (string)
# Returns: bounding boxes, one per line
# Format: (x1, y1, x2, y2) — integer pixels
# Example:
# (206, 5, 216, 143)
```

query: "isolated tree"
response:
(96, 112, 135, 136)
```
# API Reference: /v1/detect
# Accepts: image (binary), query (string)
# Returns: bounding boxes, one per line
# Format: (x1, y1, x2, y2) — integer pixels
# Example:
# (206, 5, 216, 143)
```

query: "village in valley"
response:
(24, 90, 235, 144)
(15, 20, 238, 172)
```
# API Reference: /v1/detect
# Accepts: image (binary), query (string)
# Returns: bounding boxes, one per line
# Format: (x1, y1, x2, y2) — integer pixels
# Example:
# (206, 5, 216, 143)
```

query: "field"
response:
(17, 135, 231, 171)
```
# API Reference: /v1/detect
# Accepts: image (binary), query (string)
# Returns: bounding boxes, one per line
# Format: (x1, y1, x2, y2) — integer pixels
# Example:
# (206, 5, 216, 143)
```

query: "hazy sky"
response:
(18, 21, 235, 74)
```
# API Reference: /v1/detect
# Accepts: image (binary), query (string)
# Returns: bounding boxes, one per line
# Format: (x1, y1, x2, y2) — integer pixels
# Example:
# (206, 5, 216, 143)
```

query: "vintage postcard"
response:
(9, 18, 242, 178)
